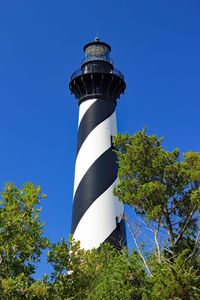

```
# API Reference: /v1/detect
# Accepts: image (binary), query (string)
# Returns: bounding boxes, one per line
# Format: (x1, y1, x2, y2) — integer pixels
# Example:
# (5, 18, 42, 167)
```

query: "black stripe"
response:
(103, 218, 127, 250)
(71, 147, 118, 234)
(77, 99, 115, 156)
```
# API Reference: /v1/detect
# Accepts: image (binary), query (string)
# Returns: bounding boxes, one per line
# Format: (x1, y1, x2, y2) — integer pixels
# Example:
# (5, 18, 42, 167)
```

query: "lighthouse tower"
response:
(69, 38, 126, 250)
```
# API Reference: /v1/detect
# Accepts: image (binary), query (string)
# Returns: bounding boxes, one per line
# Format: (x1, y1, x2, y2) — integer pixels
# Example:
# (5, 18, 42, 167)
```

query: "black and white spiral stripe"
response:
(71, 98, 126, 250)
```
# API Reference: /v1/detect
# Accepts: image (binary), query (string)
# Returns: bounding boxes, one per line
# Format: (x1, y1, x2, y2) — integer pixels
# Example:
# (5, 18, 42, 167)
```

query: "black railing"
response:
(71, 66, 124, 80)
(81, 55, 113, 65)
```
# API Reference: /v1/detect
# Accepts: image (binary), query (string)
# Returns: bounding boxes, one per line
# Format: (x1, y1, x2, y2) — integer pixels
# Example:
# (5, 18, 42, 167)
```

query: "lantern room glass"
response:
(82, 44, 112, 65)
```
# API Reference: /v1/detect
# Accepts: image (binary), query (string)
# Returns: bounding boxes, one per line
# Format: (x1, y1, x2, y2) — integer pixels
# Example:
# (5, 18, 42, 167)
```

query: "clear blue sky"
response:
(0, 0, 199, 278)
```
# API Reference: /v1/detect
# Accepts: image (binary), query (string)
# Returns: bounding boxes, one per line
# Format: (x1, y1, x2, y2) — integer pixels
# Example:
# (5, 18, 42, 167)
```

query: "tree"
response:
(0, 183, 49, 298)
(146, 250, 200, 299)
(113, 128, 200, 298)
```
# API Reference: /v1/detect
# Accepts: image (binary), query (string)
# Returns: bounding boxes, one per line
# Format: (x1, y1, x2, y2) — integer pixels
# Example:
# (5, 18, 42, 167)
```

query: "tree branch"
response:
(174, 205, 197, 246)
(189, 228, 200, 264)
(142, 218, 162, 263)
(154, 219, 161, 263)
(125, 216, 153, 277)
(163, 206, 174, 246)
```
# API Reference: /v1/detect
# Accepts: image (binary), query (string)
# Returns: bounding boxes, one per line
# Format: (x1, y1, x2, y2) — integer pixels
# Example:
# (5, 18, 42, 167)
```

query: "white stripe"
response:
(78, 99, 97, 126)
(73, 111, 117, 197)
(73, 178, 124, 250)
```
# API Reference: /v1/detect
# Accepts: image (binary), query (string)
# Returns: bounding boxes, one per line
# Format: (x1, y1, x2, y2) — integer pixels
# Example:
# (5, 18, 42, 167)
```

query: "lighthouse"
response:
(69, 38, 126, 250)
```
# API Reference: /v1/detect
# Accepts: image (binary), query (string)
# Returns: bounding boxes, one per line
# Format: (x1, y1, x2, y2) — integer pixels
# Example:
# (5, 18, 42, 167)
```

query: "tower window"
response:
(110, 135, 114, 148)
(116, 217, 120, 231)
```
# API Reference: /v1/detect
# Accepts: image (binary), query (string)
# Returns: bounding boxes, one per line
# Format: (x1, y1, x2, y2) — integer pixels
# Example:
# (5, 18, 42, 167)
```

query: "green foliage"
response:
(45, 239, 149, 299)
(86, 244, 148, 299)
(0, 182, 49, 298)
(145, 250, 200, 299)
(46, 238, 96, 299)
